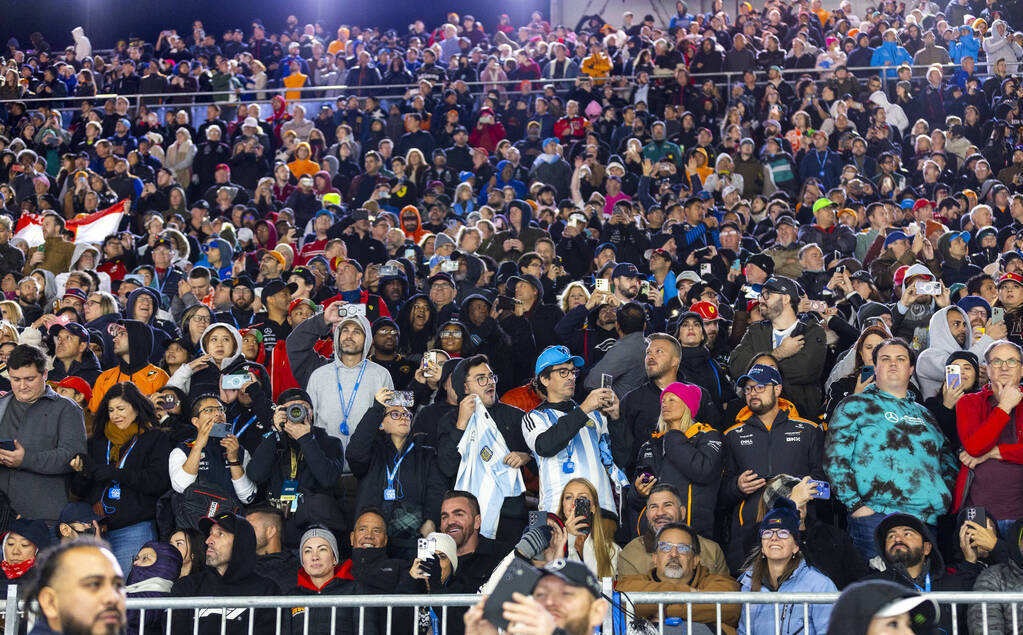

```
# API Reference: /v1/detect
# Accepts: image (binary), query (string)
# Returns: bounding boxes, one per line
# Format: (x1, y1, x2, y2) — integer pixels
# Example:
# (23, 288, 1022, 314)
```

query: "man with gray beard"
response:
(618, 524, 741, 632)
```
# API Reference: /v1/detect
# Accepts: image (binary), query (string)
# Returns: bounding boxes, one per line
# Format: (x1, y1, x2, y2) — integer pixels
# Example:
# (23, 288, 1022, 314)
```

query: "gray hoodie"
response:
(287, 313, 393, 469)
(915, 305, 992, 398)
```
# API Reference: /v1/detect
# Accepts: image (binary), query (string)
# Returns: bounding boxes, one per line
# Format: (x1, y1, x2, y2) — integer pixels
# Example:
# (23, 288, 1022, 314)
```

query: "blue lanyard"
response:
(385, 442, 415, 490)
(335, 360, 368, 436)
(106, 437, 137, 469)
(913, 573, 931, 593)
(232, 414, 257, 438)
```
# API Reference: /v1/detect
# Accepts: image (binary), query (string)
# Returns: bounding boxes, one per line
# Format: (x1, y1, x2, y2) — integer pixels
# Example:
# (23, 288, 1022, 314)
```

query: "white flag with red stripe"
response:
(14, 200, 128, 247)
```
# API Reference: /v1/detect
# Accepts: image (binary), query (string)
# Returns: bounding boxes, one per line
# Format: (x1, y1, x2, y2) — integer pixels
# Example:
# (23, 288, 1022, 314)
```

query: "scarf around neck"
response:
(105, 421, 140, 463)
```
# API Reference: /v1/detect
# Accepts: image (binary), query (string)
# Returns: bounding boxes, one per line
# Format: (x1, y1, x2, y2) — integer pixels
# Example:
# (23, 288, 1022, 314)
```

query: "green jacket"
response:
(642, 139, 684, 170)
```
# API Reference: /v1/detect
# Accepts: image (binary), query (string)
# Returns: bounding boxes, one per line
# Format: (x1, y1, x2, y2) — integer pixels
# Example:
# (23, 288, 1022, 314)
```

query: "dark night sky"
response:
(2, 0, 549, 53)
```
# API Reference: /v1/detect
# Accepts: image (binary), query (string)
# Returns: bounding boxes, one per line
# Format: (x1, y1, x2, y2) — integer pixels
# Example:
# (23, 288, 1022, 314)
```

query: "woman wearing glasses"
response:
(346, 387, 447, 559)
(179, 304, 215, 355)
(737, 498, 837, 635)
(70, 382, 171, 574)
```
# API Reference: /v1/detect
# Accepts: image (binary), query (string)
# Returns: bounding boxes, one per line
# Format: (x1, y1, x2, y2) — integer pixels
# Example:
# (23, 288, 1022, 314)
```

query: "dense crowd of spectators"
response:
(5, 1, 1023, 633)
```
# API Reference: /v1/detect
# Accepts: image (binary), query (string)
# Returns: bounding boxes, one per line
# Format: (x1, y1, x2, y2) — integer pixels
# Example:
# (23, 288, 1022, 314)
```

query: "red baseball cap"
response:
(998, 272, 1023, 288)
(690, 301, 721, 322)
(55, 376, 92, 404)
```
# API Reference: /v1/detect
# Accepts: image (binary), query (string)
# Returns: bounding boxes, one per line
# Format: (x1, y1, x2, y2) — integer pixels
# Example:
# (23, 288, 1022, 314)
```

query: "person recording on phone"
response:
(167, 323, 271, 407)
(168, 394, 257, 505)
(346, 386, 446, 558)
(914, 306, 992, 398)
(246, 388, 344, 542)
(523, 345, 627, 517)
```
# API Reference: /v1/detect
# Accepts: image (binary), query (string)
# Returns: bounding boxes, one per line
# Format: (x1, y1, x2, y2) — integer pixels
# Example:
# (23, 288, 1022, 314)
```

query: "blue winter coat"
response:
(870, 41, 913, 77)
(950, 27, 981, 64)
(737, 561, 836, 635)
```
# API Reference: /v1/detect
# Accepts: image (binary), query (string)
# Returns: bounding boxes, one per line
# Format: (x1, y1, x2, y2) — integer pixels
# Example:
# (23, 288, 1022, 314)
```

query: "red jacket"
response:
(953, 385, 1023, 509)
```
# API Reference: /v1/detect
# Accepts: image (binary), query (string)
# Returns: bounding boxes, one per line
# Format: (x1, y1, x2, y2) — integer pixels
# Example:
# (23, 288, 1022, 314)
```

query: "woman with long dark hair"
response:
(70, 382, 171, 574)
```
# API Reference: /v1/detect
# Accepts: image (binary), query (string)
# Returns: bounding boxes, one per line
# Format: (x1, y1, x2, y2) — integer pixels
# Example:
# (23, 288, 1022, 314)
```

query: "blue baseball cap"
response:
(949, 230, 970, 243)
(736, 363, 783, 389)
(883, 230, 909, 249)
(542, 137, 559, 149)
(535, 345, 584, 376)
(900, 199, 915, 210)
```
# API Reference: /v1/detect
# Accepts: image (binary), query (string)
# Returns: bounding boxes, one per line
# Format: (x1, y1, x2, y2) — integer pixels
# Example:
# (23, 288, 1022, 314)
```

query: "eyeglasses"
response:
(199, 406, 226, 416)
(743, 383, 770, 395)
(990, 358, 1023, 369)
(386, 410, 412, 421)
(468, 372, 497, 387)
(439, 331, 463, 338)
(192, 314, 211, 323)
(656, 542, 693, 555)
(761, 529, 793, 540)
(553, 368, 579, 379)
(85, 299, 102, 306)
(376, 328, 398, 336)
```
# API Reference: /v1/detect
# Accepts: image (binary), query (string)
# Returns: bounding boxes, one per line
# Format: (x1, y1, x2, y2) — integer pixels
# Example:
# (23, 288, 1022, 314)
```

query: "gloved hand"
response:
(423, 555, 442, 580)
(515, 524, 553, 560)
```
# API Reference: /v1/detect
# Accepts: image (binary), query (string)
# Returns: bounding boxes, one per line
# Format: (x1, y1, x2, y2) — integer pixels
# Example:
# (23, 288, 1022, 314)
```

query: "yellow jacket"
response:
(581, 52, 612, 83)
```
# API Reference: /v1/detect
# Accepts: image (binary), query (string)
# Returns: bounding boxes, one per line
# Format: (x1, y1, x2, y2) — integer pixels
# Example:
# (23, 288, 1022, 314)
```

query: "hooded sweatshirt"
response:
(170, 518, 280, 635)
(868, 90, 909, 133)
(286, 313, 393, 468)
(983, 20, 1022, 74)
(89, 320, 169, 412)
(126, 541, 182, 635)
(937, 232, 983, 286)
(825, 384, 957, 525)
(398, 205, 429, 243)
(167, 323, 271, 401)
(915, 306, 992, 398)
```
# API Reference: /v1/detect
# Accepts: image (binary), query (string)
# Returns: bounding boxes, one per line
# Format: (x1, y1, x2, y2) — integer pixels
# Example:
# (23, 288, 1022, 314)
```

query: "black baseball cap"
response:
(278, 388, 312, 406)
(538, 559, 602, 598)
(199, 512, 247, 536)
(762, 276, 803, 303)
(611, 263, 642, 279)
(290, 266, 315, 286)
(261, 279, 294, 303)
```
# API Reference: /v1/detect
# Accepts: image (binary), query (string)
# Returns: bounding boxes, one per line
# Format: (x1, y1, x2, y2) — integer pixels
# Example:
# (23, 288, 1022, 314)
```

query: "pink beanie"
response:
(660, 382, 702, 416)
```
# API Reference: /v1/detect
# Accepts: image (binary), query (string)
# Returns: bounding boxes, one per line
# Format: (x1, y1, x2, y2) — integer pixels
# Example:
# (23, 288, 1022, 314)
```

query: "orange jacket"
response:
(88, 365, 169, 413)
(581, 52, 612, 83)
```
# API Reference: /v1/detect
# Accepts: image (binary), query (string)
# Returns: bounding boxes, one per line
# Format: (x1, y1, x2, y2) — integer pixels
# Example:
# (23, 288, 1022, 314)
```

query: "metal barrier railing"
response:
(7, 588, 1023, 635)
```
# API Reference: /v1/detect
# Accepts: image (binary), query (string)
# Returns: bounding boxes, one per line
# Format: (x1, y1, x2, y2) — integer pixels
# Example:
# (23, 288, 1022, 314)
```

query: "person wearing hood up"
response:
(246, 388, 344, 542)
(984, 19, 1022, 74)
(125, 286, 177, 363)
(436, 355, 531, 545)
(870, 29, 913, 78)
(868, 90, 909, 134)
(170, 513, 279, 635)
(287, 301, 393, 462)
(397, 205, 429, 243)
(54, 244, 110, 298)
(914, 305, 992, 398)
(922, 350, 981, 443)
(477, 159, 527, 206)
(890, 263, 946, 351)
(937, 230, 983, 286)
(125, 541, 182, 635)
(950, 25, 982, 65)
(865, 513, 977, 634)
(166, 322, 270, 404)
(194, 237, 234, 281)
(828, 579, 940, 635)
(483, 199, 550, 263)
(88, 319, 169, 412)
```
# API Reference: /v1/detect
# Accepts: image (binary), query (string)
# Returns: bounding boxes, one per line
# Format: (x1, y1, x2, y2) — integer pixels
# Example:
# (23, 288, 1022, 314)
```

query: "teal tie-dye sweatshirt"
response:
(824, 384, 957, 525)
